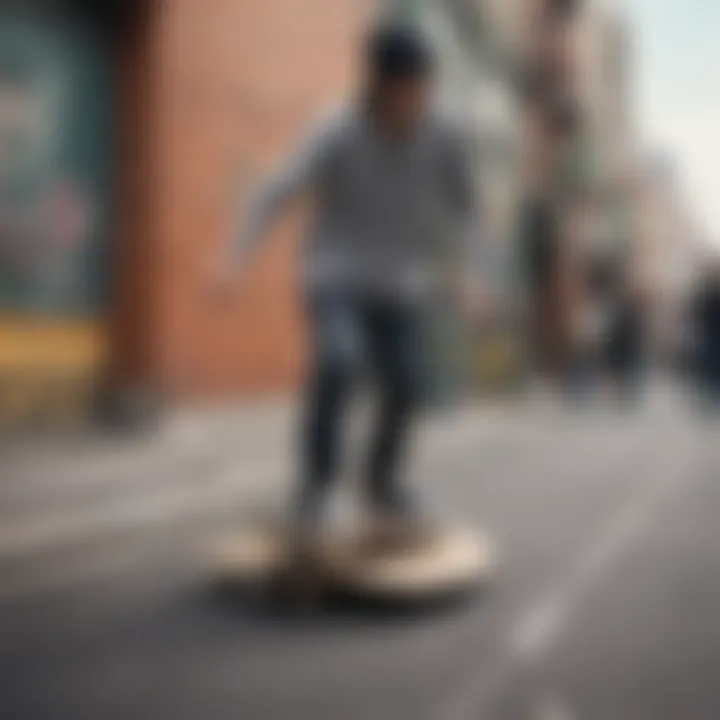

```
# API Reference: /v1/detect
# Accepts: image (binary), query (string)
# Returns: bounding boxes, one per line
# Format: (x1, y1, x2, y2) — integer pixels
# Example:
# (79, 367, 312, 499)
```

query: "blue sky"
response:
(624, 0, 720, 245)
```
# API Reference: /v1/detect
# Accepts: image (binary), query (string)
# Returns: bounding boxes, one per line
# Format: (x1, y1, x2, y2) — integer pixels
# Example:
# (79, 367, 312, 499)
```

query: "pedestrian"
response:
(605, 272, 648, 407)
(690, 261, 720, 413)
(566, 256, 608, 403)
(209, 23, 485, 531)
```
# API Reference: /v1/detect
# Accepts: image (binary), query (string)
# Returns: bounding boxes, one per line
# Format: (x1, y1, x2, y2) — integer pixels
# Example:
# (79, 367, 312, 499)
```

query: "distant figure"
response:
(605, 275, 648, 406)
(690, 262, 720, 411)
(565, 251, 614, 403)
(210, 24, 485, 529)
(522, 197, 561, 376)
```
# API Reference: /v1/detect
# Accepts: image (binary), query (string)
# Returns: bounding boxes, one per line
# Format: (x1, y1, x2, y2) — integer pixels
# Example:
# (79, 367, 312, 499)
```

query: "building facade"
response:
(574, 2, 635, 259)
(0, 0, 370, 425)
(635, 154, 708, 356)
(0, 0, 644, 424)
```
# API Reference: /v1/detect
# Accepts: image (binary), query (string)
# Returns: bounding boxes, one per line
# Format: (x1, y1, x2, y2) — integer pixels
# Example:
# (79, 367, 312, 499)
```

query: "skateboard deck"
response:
(212, 518, 496, 602)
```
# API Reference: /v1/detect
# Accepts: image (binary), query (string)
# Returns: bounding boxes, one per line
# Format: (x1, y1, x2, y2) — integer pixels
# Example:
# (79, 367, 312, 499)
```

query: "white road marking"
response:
(434, 416, 699, 720)
(509, 459, 684, 663)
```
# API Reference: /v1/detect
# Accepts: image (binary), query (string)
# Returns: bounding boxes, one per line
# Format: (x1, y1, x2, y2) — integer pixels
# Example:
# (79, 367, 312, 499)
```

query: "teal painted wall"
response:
(0, 15, 114, 317)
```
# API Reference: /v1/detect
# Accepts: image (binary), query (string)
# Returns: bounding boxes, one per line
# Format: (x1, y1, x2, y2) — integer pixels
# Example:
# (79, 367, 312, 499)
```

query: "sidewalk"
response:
(0, 398, 518, 563)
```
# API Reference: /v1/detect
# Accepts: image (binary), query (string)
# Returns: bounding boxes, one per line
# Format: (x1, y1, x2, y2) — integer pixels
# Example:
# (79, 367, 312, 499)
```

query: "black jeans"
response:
(299, 291, 425, 519)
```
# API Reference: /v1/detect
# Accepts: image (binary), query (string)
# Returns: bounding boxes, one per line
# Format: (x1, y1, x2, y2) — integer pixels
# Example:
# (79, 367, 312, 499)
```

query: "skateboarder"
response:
(210, 24, 484, 530)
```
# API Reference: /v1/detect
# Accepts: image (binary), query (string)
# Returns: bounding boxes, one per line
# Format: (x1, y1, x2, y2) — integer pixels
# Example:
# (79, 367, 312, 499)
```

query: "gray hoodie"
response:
(230, 104, 483, 300)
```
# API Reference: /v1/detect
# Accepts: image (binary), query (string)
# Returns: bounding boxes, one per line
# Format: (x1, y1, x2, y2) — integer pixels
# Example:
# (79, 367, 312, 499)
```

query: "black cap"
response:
(366, 23, 434, 83)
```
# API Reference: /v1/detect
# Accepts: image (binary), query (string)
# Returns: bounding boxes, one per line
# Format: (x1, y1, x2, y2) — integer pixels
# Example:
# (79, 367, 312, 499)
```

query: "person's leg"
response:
(297, 293, 363, 524)
(627, 346, 647, 406)
(693, 339, 720, 416)
(364, 300, 425, 517)
(694, 342, 712, 415)
(710, 344, 720, 410)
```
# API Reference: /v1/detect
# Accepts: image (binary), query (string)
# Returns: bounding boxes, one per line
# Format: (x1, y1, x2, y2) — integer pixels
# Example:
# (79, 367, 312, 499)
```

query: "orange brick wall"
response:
(147, 0, 369, 400)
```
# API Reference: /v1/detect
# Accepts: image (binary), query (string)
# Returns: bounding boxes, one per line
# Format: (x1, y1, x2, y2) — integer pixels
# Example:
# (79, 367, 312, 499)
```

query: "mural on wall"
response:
(0, 17, 113, 425)
(0, 19, 112, 317)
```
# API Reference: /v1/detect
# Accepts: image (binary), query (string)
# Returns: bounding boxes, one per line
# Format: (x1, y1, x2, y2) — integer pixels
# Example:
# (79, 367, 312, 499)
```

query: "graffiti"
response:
(0, 18, 112, 425)
(0, 20, 108, 316)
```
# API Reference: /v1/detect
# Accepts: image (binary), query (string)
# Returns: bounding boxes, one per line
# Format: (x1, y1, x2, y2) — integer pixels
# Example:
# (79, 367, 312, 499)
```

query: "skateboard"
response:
(211, 513, 496, 605)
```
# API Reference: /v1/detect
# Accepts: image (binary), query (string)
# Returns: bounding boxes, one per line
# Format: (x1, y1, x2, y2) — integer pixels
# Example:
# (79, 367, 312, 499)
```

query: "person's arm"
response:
(212, 115, 336, 286)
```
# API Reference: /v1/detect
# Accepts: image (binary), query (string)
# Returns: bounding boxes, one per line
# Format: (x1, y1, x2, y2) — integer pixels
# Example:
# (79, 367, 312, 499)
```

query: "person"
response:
(690, 261, 720, 412)
(209, 24, 484, 531)
(605, 272, 648, 406)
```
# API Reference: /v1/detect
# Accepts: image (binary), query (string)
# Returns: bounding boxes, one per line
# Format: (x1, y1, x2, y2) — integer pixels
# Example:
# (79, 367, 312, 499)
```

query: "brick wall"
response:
(146, 0, 368, 400)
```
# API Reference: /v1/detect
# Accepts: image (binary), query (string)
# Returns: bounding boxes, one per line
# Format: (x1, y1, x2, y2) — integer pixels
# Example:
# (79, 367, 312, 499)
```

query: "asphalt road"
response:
(1, 388, 718, 720)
